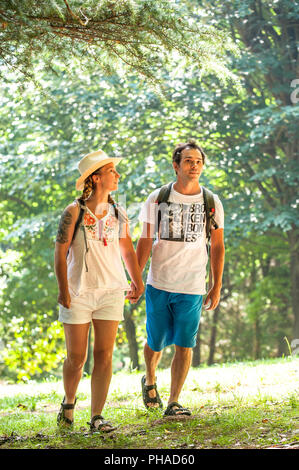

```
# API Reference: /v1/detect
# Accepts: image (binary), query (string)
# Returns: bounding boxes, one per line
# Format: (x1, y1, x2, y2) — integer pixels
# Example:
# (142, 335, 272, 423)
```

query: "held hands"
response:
(58, 283, 145, 308)
(125, 281, 145, 304)
(204, 284, 221, 311)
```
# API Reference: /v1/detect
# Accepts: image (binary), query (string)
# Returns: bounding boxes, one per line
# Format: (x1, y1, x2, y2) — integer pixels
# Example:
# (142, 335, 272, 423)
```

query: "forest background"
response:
(0, 0, 298, 382)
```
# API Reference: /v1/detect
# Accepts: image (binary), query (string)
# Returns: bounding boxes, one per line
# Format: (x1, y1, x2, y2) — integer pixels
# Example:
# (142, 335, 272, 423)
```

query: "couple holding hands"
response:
(54, 140, 225, 432)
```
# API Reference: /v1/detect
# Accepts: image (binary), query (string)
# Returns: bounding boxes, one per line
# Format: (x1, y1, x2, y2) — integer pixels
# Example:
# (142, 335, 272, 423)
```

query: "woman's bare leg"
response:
(91, 319, 119, 417)
(62, 322, 90, 421)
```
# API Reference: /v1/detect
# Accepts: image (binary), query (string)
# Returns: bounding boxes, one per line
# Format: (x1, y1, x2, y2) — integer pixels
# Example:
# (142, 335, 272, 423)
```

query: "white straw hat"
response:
(76, 150, 122, 191)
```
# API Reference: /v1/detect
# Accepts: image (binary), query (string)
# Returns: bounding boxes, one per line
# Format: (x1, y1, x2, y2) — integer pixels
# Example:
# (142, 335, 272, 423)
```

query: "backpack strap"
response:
(72, 200, 86, 244)
(156, 182, 173, 204)
(156, 182, 173, 233)
(202, 187, 219, 291)
(68, 200, 89, 272)
(202, 186, 218, 243)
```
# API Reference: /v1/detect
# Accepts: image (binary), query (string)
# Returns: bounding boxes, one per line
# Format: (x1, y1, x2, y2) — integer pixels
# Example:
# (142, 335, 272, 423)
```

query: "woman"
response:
(54, 149, 144, 432)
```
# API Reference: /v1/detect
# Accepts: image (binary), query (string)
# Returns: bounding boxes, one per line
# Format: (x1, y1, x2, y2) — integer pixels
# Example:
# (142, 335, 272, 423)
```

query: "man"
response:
(136, 139, 225, 416)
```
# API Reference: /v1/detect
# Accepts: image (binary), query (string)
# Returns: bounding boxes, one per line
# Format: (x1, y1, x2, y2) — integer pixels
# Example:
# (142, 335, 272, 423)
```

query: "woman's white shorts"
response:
(58, 288, 125, 324)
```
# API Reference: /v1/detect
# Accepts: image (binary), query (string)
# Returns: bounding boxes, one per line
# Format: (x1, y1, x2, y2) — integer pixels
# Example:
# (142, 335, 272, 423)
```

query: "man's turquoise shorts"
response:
(145, 284, 203, 352)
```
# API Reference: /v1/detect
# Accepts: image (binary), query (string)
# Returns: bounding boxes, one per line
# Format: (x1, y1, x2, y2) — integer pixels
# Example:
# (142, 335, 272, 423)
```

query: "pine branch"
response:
(63, 0, 89, 26)
(0, 192, 31, 210)
(0, 0, 237, 87)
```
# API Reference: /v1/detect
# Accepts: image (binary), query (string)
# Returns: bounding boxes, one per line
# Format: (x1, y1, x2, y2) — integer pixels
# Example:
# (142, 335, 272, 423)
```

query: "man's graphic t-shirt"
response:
(139, 184, 224, 295)
(159, 201, 206, 243)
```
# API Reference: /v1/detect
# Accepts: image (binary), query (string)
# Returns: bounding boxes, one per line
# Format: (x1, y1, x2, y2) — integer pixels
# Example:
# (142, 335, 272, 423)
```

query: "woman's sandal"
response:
(88, 415, 118, 433)
(141, 375, 163, 410)
(57, 397, 77, 427)
(163, 402, 191, 417)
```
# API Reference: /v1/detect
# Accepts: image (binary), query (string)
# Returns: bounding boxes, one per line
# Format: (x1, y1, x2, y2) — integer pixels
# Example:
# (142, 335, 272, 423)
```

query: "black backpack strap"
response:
(202, 186, 218, 243)
(157, 182, 173, 204)
(202, 187, 219, 290)
(156, 182, 173, 232)
(68, 200, 89, 272)
(72, 200, 85, 244)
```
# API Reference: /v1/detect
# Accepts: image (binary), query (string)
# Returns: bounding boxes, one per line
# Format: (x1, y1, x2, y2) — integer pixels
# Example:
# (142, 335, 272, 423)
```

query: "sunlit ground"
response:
(0, 356, 298, 449)
(1, 356, 298, 412)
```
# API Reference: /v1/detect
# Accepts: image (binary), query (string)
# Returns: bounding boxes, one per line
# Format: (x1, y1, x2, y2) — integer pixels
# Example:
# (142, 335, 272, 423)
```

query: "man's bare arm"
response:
(136, 222, 154, 273)
(119, 221, 144, 303)
(204, 227, 225, 311)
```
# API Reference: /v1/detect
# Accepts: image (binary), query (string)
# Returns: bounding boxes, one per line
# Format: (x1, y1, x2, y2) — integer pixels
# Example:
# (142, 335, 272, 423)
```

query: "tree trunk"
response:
(124, 308, 139, 370)
(192, 323, 201, 367)
(288, 228, 299, 342)
(250, 259, 262, 360)
(253, 317, 261, 360)
(208, 306, 220, 365)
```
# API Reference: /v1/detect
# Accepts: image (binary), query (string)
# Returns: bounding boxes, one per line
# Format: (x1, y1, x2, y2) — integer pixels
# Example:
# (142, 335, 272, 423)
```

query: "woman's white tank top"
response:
(67, 202, 129, 295)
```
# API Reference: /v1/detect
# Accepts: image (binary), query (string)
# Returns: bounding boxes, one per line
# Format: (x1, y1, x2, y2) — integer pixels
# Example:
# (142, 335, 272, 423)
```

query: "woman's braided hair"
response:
(79, 174, 94, 202)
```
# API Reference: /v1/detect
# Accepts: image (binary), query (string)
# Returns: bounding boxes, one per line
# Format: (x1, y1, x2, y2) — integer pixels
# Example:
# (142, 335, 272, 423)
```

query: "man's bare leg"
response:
(143, 342, 162, 407)
(168, 345, 192, 412)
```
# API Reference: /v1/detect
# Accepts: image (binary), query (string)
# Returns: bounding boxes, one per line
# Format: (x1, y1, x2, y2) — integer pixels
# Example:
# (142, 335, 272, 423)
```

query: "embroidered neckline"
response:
(85, 204, 111, 222)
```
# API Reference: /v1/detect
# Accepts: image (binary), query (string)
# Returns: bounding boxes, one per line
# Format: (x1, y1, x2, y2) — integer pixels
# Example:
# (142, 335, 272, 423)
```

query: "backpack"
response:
(156, 182, 218, 243)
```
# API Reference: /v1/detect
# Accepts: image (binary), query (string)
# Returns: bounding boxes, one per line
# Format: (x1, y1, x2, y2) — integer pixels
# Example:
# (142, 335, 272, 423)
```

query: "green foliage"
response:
(3, 321, 64, 381)
(0, 0, 298, 380)
(0, 0, 238, 88)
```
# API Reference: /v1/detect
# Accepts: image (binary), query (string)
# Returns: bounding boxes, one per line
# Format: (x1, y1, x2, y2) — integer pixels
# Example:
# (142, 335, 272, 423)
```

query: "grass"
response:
(0, 356, 298, 450)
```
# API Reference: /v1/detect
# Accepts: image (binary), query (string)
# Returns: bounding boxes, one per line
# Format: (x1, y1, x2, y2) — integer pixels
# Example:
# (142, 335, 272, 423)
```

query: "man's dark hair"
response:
(172, 139, 206, 166)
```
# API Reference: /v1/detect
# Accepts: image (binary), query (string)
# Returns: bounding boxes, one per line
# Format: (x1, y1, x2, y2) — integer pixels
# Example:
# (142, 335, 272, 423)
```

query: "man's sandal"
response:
(57, 397, 77, 427)
(88, 415, 118, 433)
(163, 402, 191, 417)
(141, 375, 163, 410)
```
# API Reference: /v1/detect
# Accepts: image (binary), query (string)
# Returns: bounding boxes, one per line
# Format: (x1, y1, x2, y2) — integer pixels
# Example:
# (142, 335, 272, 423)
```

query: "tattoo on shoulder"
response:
(56, 210, 72, 244)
